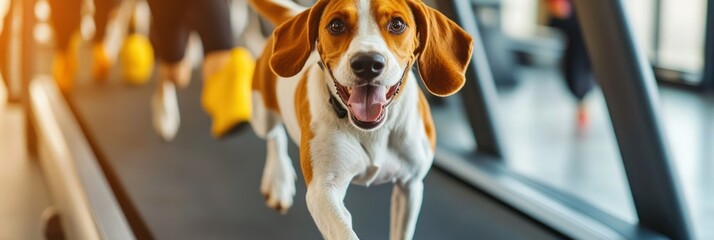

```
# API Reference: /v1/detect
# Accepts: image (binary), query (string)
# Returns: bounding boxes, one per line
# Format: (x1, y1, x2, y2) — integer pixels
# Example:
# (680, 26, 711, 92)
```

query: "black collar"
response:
(318, 61, 348, 119)
(329, 89, 349, 119)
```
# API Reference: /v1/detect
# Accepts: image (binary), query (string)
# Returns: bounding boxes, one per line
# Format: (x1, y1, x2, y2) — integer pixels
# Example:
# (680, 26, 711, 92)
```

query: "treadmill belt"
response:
(69, 76, 561, 239)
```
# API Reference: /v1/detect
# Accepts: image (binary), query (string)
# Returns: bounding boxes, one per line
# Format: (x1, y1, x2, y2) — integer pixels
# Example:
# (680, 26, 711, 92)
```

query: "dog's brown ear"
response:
(409, 1, 474, 97)
(270, 1, 329, 78)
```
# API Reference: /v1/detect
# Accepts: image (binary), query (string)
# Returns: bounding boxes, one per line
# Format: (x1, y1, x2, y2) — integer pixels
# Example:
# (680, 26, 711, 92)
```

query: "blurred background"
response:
(0, 0, 712, 239)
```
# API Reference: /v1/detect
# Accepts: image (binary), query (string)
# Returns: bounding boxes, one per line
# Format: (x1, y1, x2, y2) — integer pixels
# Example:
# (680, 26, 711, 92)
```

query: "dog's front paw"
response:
(260, 153, 296, 214)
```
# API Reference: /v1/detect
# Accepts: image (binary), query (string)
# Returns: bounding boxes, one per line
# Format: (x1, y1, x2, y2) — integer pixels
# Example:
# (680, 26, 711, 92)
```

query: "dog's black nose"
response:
(351, 53, 385, 80)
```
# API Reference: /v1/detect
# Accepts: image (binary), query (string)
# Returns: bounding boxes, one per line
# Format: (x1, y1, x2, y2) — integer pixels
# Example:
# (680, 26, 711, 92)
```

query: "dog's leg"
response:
(390, 181, 424, 240)
(251, 93, 296, 213)
(260, 125, 296, 213)
(306, 177, 359, 240)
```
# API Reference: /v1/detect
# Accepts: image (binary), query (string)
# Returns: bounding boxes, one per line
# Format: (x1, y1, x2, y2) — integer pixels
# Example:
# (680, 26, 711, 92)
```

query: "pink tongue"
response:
(348, 85, 387, 122)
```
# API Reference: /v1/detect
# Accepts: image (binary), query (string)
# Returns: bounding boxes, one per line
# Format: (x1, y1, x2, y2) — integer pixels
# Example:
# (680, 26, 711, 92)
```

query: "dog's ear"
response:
(409, 1, 474, 97)
(270, 1, 329, 78)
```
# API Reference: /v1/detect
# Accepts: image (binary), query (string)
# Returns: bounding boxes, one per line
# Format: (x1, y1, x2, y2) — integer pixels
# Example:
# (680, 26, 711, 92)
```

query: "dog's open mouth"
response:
(335, 81, 400, 130)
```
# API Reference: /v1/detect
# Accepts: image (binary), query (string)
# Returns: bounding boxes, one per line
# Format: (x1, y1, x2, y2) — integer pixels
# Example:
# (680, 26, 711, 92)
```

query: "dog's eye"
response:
(328, 19, 346, 35)
(388, 18, 407, 34)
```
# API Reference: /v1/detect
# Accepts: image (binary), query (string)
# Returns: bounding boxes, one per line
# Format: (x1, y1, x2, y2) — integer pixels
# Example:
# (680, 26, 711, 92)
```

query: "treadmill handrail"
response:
(31, 76, 136, 240)
(574, 0, 693, 239)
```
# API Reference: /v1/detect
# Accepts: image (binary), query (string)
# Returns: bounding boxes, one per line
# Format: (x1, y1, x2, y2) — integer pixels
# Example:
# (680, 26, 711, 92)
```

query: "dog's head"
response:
(270, 0, 473, 131)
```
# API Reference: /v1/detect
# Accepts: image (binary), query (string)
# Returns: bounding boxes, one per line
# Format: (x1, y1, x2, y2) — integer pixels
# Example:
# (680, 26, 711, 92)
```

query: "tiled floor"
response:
(498, 67, 636, 224)
(434, 66, 714, 239)
(0, 103, 51, 240)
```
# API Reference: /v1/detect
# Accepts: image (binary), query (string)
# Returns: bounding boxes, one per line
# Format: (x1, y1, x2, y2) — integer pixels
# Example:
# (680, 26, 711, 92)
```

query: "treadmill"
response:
(60, 70, 560, 239)
(30, 1, 562, 239)
(24, 0, 692, 239)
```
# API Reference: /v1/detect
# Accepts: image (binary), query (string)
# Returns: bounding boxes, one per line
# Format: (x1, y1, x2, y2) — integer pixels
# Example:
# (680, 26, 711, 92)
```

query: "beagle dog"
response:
(248, 0, 473, 239)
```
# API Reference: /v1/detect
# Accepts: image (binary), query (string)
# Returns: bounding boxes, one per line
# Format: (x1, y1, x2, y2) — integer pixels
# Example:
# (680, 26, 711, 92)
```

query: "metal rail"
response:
(704, 0, 714, 89)
(31, 76, 136, 239)
(574, 0, 693, 238)
(433, 0, 504, 158)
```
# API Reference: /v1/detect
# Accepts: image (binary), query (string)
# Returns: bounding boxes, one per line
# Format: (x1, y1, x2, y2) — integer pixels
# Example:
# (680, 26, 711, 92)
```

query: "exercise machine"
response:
(24, 0, 693, 239)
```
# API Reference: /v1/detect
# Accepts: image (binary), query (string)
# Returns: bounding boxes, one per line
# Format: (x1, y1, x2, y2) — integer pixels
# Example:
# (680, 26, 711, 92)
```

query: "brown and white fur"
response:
(247, 0, 473, 239)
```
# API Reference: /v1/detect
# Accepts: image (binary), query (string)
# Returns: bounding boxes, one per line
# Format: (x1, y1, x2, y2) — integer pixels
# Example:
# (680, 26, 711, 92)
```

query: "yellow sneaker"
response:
(52, 34, 80, 93)
(202, 47, 255, 138)
(52, 52, 76, 93)
(91, 42, 112, 82)
(120, 34, 154, 85)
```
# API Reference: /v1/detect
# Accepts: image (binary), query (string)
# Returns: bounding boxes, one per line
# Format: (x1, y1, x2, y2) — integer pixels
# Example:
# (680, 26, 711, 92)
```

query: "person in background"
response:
(0, 0, 11, 96)
(48, 0, 251, 141)
(546, 0, 595, 127)
(146, 0, 254, 141)
(91, 0, 122, 81)
(48, 0, 127, 92)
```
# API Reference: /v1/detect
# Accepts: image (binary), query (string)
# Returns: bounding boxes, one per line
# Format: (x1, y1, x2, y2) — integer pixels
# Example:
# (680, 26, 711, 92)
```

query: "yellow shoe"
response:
(202, 47, 255, 138)
(120, 34, 154, 85)
(52, 52, 76, 93)
(52, 34, 80, 93)
(91, 42, 112, 82)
